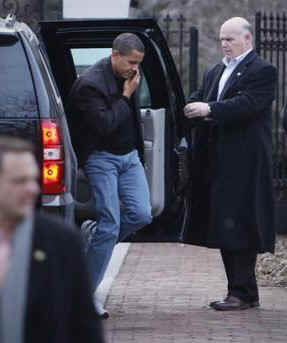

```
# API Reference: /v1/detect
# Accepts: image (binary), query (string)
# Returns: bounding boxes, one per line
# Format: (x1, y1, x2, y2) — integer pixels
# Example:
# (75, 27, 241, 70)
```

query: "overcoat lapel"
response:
(26, 223, 51, 307)
(219, 50, 257, 100)
(207, 63, 225, 101)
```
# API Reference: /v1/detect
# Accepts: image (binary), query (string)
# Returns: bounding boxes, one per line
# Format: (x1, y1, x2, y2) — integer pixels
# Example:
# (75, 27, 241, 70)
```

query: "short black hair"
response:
(0, 135, 35, 171)
(112, 33, 145, 56)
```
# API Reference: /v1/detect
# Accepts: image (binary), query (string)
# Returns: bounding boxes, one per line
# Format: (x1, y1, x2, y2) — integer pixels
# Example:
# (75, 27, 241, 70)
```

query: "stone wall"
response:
(0, 0, 44, 32)
(133, 0, 287, 88)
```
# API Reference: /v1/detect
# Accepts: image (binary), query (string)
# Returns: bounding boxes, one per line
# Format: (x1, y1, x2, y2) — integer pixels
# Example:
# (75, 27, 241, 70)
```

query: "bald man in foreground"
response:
(183, 17, 277, 311)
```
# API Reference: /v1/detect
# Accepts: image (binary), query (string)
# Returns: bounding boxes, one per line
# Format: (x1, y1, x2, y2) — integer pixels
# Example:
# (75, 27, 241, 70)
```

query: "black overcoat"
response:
(24, 212, 104, 343)
(183, 50, 277, 253)
(283, 103, 287, 132)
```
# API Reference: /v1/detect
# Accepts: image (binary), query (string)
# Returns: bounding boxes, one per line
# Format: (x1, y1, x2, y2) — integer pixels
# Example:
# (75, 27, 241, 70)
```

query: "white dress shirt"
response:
(217, 48, 253, 100)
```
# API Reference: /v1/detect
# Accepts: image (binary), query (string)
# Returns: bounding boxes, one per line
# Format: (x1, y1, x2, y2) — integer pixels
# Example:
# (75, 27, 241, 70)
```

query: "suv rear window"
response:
(0, 39, 37, 118)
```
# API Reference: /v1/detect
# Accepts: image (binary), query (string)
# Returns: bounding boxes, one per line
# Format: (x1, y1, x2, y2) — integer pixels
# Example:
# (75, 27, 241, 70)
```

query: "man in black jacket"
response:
(67, 33, 152, 316)
(184, 17, 277, 311)
(0, 135, 104, 343)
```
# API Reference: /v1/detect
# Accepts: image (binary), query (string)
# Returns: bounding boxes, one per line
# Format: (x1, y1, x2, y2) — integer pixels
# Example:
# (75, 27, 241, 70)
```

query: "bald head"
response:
(221, 17, 252, 35)
(219, 17, 253, 59)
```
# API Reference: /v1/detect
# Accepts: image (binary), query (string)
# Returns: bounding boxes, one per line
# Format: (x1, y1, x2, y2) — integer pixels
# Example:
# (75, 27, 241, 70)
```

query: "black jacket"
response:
(283, 103, 287, 132)
(24, 212, 104, 343)
(183, 50, 277, 253)
(66, 57, 144, 166)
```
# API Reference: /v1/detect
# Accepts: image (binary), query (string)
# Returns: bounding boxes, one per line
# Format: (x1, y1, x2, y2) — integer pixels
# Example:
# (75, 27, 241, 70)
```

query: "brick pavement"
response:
(104, 243, 287, 343)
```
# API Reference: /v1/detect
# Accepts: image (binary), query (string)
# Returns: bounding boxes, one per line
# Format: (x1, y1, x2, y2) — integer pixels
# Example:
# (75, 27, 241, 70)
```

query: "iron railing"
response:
(158, 14, 198, 97)
(255, 12, 287, 200)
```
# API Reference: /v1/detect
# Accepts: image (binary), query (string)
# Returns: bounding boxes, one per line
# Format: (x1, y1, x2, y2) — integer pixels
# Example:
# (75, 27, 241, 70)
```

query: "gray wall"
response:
(133, 0, 287, 88)
(0, 0, 62, 32)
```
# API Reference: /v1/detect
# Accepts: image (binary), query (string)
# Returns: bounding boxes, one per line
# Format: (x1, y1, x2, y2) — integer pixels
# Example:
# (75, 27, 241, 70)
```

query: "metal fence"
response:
(255, 12, 287, 200)
(158, 14, 198, 97)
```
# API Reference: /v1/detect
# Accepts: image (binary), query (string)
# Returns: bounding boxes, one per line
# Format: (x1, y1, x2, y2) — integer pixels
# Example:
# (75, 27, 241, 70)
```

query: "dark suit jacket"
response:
(184, 50, 277, 253)
(66, 57, 144, 166)
(24, 212, 104, 343)
(283, 103, 287, 132)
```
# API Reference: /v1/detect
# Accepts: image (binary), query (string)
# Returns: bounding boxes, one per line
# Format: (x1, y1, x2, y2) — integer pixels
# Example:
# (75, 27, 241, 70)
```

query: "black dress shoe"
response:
(209, 295, 229, 308)
(209, 296, 260, 311)
(249, 300, 260, 308)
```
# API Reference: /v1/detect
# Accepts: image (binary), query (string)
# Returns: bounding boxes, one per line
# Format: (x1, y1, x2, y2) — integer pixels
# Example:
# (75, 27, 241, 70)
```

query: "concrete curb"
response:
(96, 243, 130, 305)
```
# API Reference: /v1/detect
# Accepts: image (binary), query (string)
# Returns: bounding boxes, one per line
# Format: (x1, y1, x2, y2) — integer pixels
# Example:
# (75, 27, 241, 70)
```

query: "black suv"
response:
(0, 14, 77, 222)
(1, 14, 192, 241)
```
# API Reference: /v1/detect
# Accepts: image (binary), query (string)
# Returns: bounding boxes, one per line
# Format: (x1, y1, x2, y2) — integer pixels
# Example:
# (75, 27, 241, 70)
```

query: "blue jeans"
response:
(83, 149, 152, 291)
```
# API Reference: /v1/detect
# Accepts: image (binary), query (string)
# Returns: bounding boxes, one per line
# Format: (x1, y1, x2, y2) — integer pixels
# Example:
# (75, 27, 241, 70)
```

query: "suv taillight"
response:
(41, 120, 65, 194)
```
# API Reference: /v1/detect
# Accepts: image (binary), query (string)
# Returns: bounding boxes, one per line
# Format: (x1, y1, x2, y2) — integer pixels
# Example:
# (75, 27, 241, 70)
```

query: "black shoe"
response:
(209, 295, 260, 311)
(209, 295, 229, 308)
(250, 300, 260, 308)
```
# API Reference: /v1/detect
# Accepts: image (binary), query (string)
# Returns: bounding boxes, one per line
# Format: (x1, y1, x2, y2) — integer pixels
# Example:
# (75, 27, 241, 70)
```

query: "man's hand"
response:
(123, 70, 141, 98)
(184, 102, 210, 118)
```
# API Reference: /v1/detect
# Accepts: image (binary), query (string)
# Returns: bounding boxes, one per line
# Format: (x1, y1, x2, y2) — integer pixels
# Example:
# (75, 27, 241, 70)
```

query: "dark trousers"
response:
(220, 249, 259, 303)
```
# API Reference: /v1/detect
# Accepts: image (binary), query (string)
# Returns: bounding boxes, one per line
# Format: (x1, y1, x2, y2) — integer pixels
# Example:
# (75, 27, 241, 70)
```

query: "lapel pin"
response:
(237, 72, 242, 77)
(33, 250, 46, 262)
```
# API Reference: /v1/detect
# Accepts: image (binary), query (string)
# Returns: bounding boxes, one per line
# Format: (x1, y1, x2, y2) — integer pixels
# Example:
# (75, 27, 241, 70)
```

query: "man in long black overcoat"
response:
(184, 17, 277, 311)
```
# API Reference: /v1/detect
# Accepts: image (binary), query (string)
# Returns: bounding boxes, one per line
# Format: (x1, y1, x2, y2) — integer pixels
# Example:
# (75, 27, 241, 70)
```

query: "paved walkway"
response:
(104, 243, 287, 343)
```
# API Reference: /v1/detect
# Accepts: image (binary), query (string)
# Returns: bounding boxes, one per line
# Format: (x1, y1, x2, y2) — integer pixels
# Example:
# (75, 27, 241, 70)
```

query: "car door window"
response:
(39, 47, 63, 104)
(70, 48, 151, 107)
(71, 48, 111, 76)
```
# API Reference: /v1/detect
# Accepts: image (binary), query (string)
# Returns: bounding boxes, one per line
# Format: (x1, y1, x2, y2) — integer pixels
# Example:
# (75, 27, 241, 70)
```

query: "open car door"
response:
(39, 18, 191, 242)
